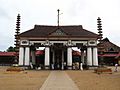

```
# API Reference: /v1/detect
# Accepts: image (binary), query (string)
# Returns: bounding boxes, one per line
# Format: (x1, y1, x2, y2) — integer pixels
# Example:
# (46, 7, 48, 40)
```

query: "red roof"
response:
(72, 51, 81, 56)
(0, 50, 44, 56)
(36, 50, 44, 55)
(98, 54, 119, 57)
(0, 51, 119, 57)
(0, 52, 16, 56)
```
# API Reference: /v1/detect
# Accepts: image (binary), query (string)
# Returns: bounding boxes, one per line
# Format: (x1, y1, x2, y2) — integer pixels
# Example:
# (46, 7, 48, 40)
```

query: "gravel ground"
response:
(66, 66, 120, 90)
(0, 66, 50, 90)
(0, 66, 120, 90)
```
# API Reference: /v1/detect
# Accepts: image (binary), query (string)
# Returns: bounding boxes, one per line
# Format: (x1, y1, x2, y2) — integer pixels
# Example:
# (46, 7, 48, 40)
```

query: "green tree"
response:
(7, 46, 15, 52)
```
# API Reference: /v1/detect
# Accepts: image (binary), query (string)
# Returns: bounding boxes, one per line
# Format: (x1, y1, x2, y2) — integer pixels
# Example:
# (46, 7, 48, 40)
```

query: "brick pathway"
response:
(40, 71, 79, 90)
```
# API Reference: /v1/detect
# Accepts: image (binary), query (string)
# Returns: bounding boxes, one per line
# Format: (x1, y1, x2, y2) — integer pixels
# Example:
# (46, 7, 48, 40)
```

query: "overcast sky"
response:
(0, 0, 120, 51)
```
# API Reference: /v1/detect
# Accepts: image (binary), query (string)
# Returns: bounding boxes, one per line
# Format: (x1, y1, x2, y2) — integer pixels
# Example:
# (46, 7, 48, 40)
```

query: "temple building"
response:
(18, 24, 98, 70)
(0, 14, 120, 68)
(98, 38, 120, 65)
(97, 17, 120, 66)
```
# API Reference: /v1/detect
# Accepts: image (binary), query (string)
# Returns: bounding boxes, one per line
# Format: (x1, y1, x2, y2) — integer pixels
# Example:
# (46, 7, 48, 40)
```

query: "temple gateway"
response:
(18, 24, 98, 70)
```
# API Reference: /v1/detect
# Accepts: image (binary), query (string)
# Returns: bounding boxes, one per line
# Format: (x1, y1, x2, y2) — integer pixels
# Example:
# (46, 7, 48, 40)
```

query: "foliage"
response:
(7, 46, 15, 52)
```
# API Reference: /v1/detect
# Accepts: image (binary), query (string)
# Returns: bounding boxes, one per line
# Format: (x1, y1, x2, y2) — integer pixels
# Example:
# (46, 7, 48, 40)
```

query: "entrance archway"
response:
(50, 43, 67, 70)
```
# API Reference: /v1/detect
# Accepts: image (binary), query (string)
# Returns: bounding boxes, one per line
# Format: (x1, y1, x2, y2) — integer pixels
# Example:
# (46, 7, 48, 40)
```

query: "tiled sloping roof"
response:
(0, 50, 44, 56)
(19, 25, 98, 38)
(72, 51, 81, 56)
(0, 52, 16, 56)
(36, 50, 44, 55)
(1, 51, 120, 58)
(0, 50, 81, 56)
(98, 38, 120, 52)
(98, 54, 119, 57)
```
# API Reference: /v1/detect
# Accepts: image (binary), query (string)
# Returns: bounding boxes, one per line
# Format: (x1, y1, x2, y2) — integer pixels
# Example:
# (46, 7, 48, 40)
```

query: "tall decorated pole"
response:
(97, 17, 103, 42)
(97, 17, 104, 66)
(14, 14, 21, 64)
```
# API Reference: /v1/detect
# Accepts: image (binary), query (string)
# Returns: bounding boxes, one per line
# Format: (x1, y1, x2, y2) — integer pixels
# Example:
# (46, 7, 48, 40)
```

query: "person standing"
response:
(115, 63, 118, 72)
(80, 62, 83, 70)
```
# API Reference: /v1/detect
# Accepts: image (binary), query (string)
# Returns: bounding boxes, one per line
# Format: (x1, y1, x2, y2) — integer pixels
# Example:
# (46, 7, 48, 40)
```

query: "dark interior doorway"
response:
(54, 49, 62, 70)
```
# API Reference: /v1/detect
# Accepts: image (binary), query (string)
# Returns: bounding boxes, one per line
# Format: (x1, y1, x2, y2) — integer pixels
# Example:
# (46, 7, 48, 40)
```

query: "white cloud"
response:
(0, 0, 120, 51)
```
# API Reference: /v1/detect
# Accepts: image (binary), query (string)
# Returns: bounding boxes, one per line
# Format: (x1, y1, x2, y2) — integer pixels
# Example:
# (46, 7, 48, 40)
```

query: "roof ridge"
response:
(109, 41, 120, 48)
(34, 25, 83, 28)
(102, 38, 120, 48)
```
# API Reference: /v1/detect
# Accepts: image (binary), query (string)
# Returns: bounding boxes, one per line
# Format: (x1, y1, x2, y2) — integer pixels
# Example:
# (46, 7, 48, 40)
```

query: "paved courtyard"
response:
(40, 71, 79, 90)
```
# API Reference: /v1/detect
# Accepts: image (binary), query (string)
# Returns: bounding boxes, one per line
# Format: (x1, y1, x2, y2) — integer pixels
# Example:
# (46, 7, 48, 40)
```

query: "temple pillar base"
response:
(45, 66, 50, 70)
(67, 66, 72, 70)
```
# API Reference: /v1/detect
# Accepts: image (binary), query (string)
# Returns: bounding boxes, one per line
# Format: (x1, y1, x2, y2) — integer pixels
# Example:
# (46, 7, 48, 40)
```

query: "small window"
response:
(89, 41, 95, 44)
(22, 41, 27, 44)
(109, 48, 114, 51)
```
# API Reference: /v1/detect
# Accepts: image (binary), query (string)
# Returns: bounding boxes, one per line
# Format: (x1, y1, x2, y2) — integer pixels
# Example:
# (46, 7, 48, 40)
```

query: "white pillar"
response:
(19, 47, 24, 66)
(81, 50, 84, 64)
(87, 47, 92, 66)
(62, 50, 64, 70)
(52, 51, 55, 64)
(31, 51, 36, 65)
(45, 47, 50, 69)
(67, 47, 72, 69)
(52, 50, 55, 69)
(93, 47, 98, 66)
(25, 47, 30, 66)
